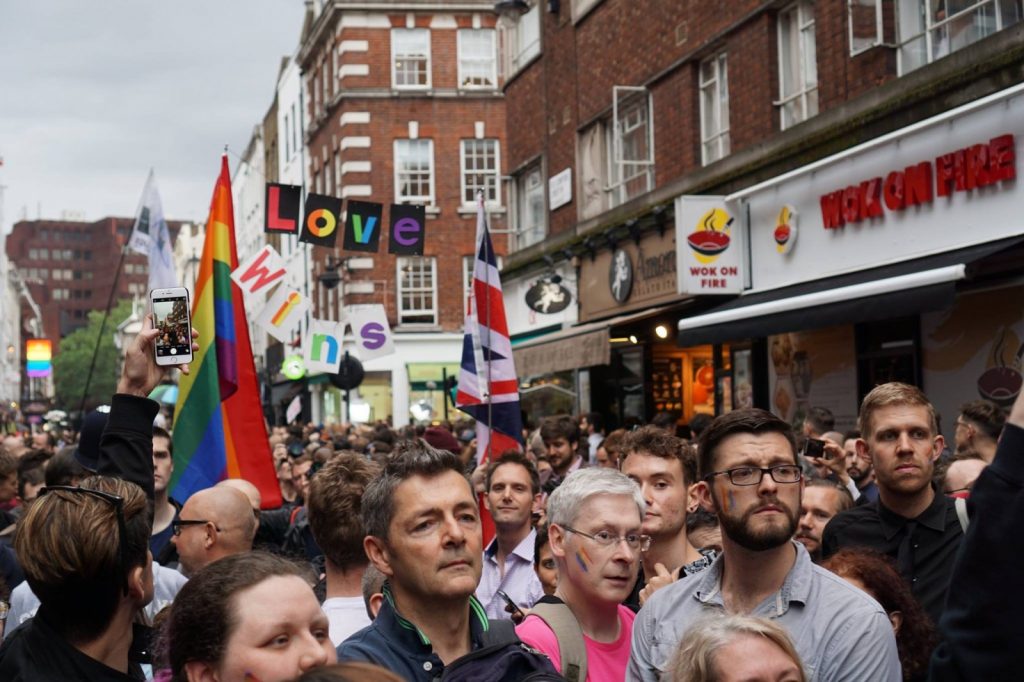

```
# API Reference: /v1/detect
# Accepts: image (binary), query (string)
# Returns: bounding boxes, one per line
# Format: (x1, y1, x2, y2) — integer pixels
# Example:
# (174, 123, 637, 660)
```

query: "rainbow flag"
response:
(170, 156, 281, 508)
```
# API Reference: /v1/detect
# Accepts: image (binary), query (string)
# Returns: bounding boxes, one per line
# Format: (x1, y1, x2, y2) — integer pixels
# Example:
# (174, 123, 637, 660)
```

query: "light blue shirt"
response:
(628, 542, 901, 682)
(475, 528, 544, 620)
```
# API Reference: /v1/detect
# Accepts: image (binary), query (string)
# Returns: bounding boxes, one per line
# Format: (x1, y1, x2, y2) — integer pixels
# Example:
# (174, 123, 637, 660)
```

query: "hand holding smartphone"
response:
(496, 589, 525, 623)
(150, 287, 194, 366)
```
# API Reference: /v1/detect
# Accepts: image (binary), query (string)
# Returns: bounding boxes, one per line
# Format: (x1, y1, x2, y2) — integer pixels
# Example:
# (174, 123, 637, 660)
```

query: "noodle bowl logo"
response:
(687, 208, 733, 264)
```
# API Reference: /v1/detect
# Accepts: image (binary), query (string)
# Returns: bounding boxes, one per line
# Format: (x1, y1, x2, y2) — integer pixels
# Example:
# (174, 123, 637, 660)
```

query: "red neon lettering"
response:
(965, 143, 990, 189)
(842, 186, 861, 224)
(952, 149, 968, 192)
(989, 134, 1016, 181)
(935, 153, 956, 197)
(883, 171, 905, 211)
(860, 177, 883, 219)
(904, 162, 933, 207)
(820, 192, 845, 229)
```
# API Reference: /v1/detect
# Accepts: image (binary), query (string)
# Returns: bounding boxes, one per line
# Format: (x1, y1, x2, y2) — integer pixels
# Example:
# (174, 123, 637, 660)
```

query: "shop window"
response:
(458, 29, 497, 89)
(392, 28, 431, 89)
(777, 0, 819, 130)
(699, 52, 730, 165)
(896, 0, 1022, 74)
(397, 256, 437, 326)
(500, 2, 540, 77)
(460, 139, 501, 207)
(394, 139, 434, 205)
(512, 163, 546, 250)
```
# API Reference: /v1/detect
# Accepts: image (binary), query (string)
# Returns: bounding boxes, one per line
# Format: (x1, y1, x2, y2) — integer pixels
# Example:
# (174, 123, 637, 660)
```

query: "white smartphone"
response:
(150, 287, 194, 366)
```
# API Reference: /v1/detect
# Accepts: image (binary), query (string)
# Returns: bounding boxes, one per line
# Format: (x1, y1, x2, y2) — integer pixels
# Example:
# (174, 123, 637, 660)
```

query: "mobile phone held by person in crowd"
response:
(804, 438, 828, 459)
(150, 287, 194, 366)
(497, 589, 526, 623)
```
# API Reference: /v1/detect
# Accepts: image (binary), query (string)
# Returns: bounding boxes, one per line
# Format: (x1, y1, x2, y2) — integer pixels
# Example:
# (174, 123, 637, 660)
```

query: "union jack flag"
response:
(456, 193, 523, 463)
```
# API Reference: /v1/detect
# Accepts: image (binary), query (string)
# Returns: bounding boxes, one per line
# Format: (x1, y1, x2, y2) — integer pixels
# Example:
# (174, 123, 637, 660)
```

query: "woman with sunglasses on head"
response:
(0, 475, 153, 681)
(162, 551, 335, 682)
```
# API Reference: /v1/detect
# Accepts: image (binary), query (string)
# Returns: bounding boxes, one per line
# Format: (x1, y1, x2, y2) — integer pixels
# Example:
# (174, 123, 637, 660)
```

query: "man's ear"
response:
(364, 535, 394, 577)
(931, 434, 945, 462)
(482, 490, 493, 514)
(855, 437, 871, 463)
(184, 660, 218, 682)
(369, 592, 384, 619)
(888, 609, 904, 636)
(548, 524, 567, 559)
(693, 480, 714, 513)
(127, 564, 146, 603)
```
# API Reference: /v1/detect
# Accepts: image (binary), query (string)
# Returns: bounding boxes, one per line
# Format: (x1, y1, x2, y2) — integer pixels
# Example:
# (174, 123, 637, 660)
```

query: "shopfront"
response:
(678, 82, 1024, 440)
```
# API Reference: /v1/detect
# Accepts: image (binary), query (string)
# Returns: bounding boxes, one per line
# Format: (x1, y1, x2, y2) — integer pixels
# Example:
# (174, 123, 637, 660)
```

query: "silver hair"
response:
(546, 467, 645, 528)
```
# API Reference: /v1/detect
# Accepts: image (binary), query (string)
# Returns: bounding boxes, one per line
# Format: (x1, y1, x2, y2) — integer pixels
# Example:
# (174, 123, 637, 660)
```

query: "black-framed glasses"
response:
(40, 485, 129, 594)
(172, 519, 219, 536)
(562, 525, 651, 552)
(704, 465, 803, 486)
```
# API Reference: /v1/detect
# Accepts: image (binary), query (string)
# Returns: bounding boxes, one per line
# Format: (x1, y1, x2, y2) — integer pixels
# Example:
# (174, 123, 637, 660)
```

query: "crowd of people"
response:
(0, 314, 1020, 681)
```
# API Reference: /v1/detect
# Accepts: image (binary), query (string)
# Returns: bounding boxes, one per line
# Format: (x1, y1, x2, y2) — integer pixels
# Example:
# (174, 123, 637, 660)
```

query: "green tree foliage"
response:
(53, 299, 134, 411)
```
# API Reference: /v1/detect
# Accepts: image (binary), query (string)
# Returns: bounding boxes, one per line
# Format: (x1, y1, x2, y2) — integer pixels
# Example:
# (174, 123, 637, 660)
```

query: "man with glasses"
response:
(170, 485, 256, 577)
(516, 468, 645, 681)
(630, 408, 900, 682)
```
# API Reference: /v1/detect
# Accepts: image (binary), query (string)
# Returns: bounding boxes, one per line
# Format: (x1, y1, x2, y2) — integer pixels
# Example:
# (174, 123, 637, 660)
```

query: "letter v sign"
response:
(352, 214, 377, 243)
(343, 200, 384, 253)
(231, 245, 287, 297)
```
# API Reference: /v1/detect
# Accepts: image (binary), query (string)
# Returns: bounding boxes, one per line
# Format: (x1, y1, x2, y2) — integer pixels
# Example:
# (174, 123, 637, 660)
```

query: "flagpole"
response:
(480, 191, 493, 463)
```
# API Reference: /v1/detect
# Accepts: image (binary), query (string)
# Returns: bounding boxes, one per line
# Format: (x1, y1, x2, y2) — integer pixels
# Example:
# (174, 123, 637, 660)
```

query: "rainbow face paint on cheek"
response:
(575, 546, 593, 572)
(727, 490, 736, 512)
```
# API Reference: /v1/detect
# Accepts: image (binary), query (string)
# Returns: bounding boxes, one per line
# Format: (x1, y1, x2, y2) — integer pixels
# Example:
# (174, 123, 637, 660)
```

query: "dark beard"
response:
(713, 491, 798, 552)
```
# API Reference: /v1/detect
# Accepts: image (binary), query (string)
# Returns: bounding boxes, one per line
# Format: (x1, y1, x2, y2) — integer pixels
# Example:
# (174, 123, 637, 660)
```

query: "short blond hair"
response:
(858, 382, 938, 438)
(671, 614, 806, 682)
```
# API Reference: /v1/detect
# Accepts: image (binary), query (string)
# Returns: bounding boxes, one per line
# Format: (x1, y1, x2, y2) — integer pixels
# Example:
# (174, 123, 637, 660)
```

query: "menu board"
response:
(652, 357, 683, 413)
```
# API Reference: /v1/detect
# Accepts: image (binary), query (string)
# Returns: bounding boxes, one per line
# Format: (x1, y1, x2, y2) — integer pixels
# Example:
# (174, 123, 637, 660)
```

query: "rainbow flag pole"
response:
(170, 155, 281, 508)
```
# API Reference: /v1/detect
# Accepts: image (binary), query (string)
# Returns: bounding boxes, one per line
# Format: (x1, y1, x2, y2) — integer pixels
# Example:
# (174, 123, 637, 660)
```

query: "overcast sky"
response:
(0, 1, 306, 234)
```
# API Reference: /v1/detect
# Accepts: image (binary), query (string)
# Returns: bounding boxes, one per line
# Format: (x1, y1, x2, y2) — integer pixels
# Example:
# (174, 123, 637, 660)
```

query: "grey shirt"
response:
(627, 542, 900, 682)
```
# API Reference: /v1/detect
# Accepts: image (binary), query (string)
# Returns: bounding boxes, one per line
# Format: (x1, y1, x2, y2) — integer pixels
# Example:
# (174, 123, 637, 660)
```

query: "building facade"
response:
(297, 0, 507, 426)
(499, 0, 1024, 437)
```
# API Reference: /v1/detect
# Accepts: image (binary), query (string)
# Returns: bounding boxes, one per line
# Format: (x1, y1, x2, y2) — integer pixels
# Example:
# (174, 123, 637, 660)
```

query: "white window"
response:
(777, 1, 819, 130)
(513, 164, 546, 251)
(397, 256, 437, 325)
(500, 3, 541, 76)
(460, 139, 501, 206)
(291, 103, 299, 155)
(572, 0, 603, 22)
(897, 0, 1023, 73)
(699, 53, 730, 165)
(394, 139, 435, 204)
(392, 29, 431, 89)
(463, 254, 503, 315)
(312, 74, 321, 116)
(458, 29, 497, 89)
(606, 89, 654, 207)
(28, 249, 38, 260)
(322, 62, 331, 102)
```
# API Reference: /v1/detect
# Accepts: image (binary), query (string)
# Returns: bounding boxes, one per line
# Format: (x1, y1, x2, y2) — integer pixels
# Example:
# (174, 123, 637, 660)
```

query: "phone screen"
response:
(152, 295, 192, 359)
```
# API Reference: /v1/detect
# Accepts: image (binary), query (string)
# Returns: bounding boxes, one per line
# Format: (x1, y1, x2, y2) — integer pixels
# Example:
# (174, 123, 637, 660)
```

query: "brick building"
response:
(6, 217, 183, 351)
(499, 0, 1024, 434)
(296, 0, 506, 425)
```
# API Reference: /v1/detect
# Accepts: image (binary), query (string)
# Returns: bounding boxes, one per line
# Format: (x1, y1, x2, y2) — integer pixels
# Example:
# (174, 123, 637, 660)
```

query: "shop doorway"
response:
(856, 316, 922, 403)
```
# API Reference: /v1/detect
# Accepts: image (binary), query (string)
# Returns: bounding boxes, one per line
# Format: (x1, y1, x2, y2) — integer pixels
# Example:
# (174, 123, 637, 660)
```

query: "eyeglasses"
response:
(40, 485, 129, 594)
(562, 525, 651, 552)
(172, 519, 219, 536)
(704, 465, 803, 486)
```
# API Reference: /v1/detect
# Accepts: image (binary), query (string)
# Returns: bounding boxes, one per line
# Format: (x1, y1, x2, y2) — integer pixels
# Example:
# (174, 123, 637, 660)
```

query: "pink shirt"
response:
(516, 604, 635, 682)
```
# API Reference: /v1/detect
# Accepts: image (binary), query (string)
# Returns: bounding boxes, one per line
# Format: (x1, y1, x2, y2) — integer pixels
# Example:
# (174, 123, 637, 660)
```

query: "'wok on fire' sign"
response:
(675, 195, 744, 295)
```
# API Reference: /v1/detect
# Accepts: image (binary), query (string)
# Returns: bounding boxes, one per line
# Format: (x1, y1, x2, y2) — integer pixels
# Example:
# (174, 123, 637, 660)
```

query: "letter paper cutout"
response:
(388, 204, 427, 255)
(303, 318, 346, 374)
(265, 183, 302, 234)
(300, 193, 342, 248)
(231, 245, 287, 297)
(348, 304, 395, 361)
(343, 200, 383, 253)
(257, 286, 311, 343)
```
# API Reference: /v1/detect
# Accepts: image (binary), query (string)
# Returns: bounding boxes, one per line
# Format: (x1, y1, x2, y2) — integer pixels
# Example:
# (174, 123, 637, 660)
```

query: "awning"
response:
(677, 237, 1024, 346)
(514, 305, 674, 377)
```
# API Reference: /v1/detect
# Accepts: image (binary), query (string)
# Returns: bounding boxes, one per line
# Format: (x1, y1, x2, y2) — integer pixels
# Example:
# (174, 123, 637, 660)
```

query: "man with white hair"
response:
(516, 467, 645, 681)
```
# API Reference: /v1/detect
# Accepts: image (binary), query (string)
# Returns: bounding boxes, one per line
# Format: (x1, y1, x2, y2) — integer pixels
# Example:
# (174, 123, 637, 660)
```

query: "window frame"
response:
(512, 162, 547, 251)
(460, 139, 502, 207)
(391, 28, 432, 90)
(394, 139, 436, 205)
(699, 52, 731, 166)
(606, 88, 655, 208)
(500, 2, 541, 78)
(776, 0, 819, 131)
(896, 0, 1022, 74)
(396, 256, 438, 326)
(457, 29, 497, 90)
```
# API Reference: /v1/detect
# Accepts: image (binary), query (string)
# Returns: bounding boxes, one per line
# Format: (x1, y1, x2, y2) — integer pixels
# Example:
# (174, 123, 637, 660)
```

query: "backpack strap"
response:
(955, 496, 970, 533)
(481, 618, 520, 648)
(528, 602, 587, 682)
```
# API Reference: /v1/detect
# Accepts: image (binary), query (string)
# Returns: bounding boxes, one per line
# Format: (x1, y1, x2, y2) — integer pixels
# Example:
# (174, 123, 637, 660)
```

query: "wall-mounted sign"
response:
(525, 279, 571, 314)
(609, 248, 633, 303)
(819, 134, 1015, 230)
(676, 195, 743, 295)
(549, 168, 572, 211)
(579, 229, 677, 321)
(774, 205, 798, 254)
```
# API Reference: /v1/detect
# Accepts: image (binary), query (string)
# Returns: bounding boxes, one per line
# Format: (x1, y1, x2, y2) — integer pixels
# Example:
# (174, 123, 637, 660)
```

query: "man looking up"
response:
(630, 408, 899, 681)
(619, 426, 710, 608)
(822, 382, 965, 626)
(540, 415, 584, 489)
(339, 441, 556, 679)
(795, 479, 853, 562)
(307, 452, 381, 645)
(516, 468, 645, 680)
(954, 399, 1005, 462)
(476, 452, 544, 619)
(170, 485, 257, 577)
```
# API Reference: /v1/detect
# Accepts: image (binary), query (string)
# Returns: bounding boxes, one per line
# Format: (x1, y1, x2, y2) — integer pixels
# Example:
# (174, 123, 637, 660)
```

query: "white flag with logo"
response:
(129, 170, 178, 292)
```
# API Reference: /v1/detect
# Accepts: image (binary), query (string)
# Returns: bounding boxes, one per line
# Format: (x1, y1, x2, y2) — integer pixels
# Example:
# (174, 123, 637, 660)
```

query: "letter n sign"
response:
(388, 204, 426, 255)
